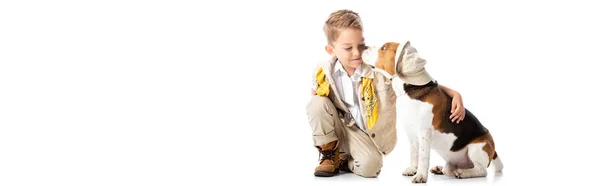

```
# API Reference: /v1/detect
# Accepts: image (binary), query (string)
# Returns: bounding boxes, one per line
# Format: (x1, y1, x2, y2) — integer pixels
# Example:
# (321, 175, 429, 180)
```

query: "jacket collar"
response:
(327, 57, 374, 79)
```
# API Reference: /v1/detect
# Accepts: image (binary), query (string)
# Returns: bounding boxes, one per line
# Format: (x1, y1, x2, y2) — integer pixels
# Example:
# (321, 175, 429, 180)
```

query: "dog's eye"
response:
(381, 45, 386, 51)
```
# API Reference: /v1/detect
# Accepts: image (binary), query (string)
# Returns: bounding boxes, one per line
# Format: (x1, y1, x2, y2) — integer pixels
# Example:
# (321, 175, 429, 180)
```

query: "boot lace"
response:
(318, 149, 336, 164)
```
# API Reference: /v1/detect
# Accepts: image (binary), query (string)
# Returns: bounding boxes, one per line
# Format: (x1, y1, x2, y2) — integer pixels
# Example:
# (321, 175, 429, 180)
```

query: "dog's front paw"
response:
(402, 167, 417, 176)
(412, 173, 428, 183)
(430, 166, 443, 175)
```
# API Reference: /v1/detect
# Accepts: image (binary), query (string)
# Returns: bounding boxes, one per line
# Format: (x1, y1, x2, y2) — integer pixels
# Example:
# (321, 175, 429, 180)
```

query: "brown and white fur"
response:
(362, 41, 503, 183)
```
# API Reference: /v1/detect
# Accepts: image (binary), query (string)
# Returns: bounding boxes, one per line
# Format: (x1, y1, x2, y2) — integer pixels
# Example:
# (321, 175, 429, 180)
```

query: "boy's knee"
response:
(352, 154, 383, 178)
(306, 96, 334, 115)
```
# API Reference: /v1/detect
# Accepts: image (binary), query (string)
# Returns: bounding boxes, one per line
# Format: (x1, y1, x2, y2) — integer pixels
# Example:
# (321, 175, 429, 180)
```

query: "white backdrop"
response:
(2, 0, 599, 185)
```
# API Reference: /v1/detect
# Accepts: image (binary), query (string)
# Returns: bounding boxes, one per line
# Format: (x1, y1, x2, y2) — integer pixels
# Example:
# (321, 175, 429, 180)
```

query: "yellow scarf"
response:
(315, 67, 330, 96)
(314, 67, 378, 130)
(361, 77, 379, 130)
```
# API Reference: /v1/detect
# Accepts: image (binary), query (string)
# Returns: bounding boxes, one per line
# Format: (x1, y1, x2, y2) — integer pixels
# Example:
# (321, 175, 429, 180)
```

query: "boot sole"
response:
(314, 169, 339, 177)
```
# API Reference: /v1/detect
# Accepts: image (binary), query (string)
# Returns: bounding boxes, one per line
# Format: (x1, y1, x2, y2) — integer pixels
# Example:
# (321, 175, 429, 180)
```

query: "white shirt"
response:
(333, 60, 367, 133)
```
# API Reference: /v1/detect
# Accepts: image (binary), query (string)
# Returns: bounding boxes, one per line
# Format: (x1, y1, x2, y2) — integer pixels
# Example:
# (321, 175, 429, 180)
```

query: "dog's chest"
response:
(397, 88, 461, 156)
(397, 96, 434, 135)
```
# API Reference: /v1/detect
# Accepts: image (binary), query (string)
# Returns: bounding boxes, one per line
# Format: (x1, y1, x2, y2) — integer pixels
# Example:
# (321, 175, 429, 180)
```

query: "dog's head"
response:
(362, 41, 433, 86)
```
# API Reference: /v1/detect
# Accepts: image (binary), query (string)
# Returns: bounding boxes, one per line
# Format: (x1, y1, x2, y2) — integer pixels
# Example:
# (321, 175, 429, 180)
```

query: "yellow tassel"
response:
(315, 67, 330, 96)
(361, 78, 379, 130)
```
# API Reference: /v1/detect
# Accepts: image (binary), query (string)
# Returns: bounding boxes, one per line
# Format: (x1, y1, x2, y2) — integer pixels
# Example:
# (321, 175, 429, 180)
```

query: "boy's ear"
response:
(325, 44, 335, 56)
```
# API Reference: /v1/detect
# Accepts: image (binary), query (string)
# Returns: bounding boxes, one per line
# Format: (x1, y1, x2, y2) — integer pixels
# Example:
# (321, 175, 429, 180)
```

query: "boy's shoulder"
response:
(310, 57, 336, 74)
(312, 59, 331, 69)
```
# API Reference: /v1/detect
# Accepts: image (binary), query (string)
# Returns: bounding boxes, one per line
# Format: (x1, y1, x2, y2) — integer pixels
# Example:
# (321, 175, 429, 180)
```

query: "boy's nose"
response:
(352, 48, 361, 56)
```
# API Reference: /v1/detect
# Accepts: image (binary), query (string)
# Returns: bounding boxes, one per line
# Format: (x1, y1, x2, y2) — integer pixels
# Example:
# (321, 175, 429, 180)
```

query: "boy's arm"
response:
(439, 84, 459, 97)
(439, 84, 465, 124)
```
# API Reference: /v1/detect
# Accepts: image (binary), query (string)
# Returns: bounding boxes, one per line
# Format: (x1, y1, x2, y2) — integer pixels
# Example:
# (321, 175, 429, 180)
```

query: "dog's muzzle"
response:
(362, 46, 379, 66)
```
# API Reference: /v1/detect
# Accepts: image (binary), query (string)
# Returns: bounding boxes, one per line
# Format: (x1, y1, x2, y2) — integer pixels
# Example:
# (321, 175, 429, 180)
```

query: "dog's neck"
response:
(402, 80, 438, 100)
(403, 80, 437, 90)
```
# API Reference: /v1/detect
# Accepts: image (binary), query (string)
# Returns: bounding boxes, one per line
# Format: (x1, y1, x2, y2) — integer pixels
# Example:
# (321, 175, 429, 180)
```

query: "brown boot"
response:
(314, 140, 340, 177)
(338, 154, 351, 173)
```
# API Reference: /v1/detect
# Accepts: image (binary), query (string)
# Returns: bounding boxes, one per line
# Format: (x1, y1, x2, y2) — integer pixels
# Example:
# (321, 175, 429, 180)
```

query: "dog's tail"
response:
(492, 151, 503, 172)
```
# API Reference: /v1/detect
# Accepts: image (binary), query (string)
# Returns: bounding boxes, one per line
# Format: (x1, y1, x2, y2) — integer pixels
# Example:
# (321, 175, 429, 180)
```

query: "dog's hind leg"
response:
(430, 165, 444, 175)
(453, 143, 490, 179)
(431, 162, 456, 176)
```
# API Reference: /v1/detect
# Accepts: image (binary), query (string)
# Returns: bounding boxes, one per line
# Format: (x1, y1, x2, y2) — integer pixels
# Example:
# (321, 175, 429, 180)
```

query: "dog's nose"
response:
(362, 47, 375, 58)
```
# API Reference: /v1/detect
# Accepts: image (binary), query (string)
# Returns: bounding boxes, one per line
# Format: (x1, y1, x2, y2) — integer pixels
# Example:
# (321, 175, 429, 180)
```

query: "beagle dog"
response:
(362, 41, 503, 183)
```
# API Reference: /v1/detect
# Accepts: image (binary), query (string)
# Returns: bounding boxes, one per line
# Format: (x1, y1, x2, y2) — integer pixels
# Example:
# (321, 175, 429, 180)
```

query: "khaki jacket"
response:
(311, 58, 398, 155)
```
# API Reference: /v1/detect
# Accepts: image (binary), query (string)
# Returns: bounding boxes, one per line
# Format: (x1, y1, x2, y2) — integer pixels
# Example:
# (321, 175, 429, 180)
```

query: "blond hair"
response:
(323, 9, 363, 44)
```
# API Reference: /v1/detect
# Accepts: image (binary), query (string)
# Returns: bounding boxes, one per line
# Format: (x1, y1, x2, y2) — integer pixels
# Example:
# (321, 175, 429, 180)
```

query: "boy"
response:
(307, 9, 466, 178)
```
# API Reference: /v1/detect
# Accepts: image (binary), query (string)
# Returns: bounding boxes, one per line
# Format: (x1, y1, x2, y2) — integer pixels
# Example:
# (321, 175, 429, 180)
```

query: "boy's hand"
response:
(450, 94, 465, 124)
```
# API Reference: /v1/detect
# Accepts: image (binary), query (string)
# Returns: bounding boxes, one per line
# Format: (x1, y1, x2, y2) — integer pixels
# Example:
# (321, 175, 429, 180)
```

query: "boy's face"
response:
(325, 28, 366, 72)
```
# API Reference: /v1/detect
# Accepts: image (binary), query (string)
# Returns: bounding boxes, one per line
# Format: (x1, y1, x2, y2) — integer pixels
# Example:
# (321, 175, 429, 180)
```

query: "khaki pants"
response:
(306, 96, 383, 178)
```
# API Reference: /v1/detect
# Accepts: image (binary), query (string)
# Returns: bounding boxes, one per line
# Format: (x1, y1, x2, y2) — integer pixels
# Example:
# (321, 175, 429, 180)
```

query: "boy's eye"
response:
(345, 45, 367, 51)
